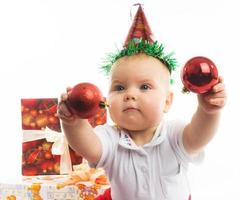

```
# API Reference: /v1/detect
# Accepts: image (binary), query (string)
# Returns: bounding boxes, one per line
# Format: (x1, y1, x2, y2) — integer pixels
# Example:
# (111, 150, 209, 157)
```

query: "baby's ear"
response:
(164, 91, 173, 113)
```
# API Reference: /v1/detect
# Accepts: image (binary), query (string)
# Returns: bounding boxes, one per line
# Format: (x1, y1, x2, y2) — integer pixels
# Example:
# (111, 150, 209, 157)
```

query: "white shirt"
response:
(92, 119, 204, 200)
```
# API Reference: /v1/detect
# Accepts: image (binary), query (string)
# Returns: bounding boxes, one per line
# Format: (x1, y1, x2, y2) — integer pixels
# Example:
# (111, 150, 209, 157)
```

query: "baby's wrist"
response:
(197, 105, 221, 116)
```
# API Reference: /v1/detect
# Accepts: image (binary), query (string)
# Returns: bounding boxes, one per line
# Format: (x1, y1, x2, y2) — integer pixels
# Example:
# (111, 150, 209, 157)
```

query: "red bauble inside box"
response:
(181, 56, 219, 94)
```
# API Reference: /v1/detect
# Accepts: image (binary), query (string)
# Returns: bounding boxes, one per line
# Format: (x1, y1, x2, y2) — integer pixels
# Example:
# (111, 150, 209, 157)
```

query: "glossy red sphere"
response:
(66, 82, 104, 119)
(181, 56, 219, 93)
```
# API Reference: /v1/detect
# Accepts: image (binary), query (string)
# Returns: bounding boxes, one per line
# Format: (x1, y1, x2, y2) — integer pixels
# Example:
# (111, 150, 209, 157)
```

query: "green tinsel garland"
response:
(101, 39, 178, 75)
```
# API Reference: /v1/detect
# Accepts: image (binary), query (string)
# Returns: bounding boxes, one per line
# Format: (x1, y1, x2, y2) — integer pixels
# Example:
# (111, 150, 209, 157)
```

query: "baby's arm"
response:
(182, 77, 227, 155)
(58, 92, 102, 164)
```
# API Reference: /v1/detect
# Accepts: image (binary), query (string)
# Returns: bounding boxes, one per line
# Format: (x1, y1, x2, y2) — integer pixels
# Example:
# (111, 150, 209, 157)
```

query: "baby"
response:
(58, 4, 226, 200)
(58, 53, 226, 200)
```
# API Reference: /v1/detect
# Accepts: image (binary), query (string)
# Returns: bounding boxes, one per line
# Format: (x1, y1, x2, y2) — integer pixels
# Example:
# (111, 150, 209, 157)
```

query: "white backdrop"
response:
(0, 0, 240, 199)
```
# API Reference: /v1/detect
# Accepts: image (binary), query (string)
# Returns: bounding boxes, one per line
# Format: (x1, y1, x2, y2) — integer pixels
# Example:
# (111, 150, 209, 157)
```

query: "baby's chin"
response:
(117, 120, 161, 133)
(118, 124, 147, 133)
(121, 127, 139, 132)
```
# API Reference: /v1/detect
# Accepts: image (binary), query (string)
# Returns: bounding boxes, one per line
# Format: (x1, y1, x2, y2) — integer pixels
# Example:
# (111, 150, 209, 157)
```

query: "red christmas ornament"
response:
(48, 115, 58, 124)
(21, 99, 39, 108)
(22, 140, 43, 152)
(181, 56, 219, 94)
(22, 166, 38, 176)
(40, 160, 55, 173)
(35, 113, 48, 128)
(66, 82, 106, 119)
(53, 155, 61, 163)
(54, 162, 60, 174)
(44, 151, 53, 160)
(88, 107, 107, 127)
(26, 149, 43, 164)
(46, 104, 58, 114)
(22, 113, 34, 127)
(69, 147, 82, 165)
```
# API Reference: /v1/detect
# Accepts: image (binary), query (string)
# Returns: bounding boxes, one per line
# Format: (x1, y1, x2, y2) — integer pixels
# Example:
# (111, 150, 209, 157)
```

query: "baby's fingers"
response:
(60, 86, 72, 101)
(212, 83, 225, 93)
(67, 86, 72, 93)
(212, 77, 225, 93)
(208, 97, 226, 107)
(60, 93, 68, 101)
(205, 88, 226, 104)
(58, 101, 71, 117)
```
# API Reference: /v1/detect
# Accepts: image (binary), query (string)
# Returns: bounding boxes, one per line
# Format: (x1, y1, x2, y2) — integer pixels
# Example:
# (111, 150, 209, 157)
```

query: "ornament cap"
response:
(99, 101, 108, 109)
(182, 87, 190, 94)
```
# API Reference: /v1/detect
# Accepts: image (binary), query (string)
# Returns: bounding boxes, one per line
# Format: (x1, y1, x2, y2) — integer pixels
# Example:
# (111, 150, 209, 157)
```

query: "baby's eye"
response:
(140, 84, 151, 90)
(115, 85, 125, 91)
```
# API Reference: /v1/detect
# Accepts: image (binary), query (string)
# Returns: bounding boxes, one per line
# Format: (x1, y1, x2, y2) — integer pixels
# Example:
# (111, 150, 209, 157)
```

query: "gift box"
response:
(0, 162, 110, 200)
(21, 98, 106, 176)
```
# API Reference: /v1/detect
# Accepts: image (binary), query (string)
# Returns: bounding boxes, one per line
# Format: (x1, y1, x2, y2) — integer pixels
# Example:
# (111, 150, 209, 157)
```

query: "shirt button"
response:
(141, 166, 147, 173)
(143, 184, 148, 190)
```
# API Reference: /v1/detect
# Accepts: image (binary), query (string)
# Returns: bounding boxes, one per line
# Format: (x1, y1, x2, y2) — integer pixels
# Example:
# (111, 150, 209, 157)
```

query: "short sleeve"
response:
(89, 124, 119, 170)
(167, 119, 205, 166)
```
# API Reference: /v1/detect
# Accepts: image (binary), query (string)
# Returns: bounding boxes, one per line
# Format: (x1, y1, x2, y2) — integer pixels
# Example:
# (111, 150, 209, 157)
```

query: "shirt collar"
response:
(118, 120, 167, 150)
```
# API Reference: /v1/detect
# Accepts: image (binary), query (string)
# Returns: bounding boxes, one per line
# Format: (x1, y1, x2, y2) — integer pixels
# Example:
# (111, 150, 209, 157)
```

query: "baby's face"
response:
(107, 54, 173, 131)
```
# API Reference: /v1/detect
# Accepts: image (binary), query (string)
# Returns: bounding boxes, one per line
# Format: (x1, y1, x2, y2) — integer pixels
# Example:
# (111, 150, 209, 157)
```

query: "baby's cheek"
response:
(148, 101, 161, 111)
(145, 104, 162, 118)
(108, 102, 120, 121)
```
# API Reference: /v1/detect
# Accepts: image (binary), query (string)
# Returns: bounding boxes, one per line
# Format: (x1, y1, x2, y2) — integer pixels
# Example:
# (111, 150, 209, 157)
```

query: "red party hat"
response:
(124, 4, 154, 46)
(101, 4, 178, 75)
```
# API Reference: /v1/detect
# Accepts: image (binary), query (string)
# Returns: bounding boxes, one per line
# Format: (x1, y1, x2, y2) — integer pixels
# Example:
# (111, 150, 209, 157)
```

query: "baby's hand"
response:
(198, 77, 227, 114)
(57, 87, 78, 126)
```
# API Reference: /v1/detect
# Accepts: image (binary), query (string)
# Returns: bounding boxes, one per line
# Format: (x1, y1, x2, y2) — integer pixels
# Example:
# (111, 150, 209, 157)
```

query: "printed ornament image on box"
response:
(21, 98, 106, 176)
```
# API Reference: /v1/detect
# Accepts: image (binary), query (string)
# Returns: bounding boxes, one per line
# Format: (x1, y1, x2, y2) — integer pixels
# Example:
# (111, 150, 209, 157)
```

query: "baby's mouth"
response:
(123, 107, 140, 112)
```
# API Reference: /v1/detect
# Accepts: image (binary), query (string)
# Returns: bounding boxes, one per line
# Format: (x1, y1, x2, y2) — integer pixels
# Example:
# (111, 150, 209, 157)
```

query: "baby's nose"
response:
(124, 93, 137, 101)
